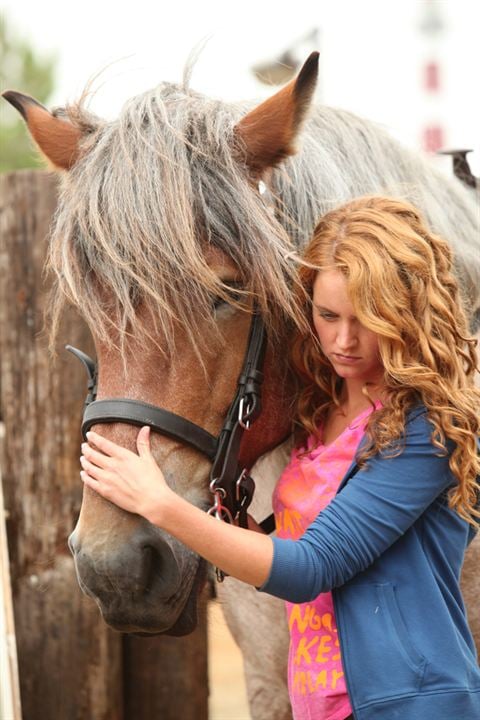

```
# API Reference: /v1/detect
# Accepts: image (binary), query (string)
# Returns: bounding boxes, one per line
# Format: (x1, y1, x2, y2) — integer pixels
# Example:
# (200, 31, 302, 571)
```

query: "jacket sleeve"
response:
(258, 411, 455, 603)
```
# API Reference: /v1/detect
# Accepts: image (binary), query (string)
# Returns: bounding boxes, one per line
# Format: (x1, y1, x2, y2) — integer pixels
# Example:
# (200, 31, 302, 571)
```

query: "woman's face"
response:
(312, 269, 384, 384)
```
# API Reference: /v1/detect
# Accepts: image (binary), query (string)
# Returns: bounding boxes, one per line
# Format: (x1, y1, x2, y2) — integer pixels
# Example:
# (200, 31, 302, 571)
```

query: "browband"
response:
(82, 398, 218, 460)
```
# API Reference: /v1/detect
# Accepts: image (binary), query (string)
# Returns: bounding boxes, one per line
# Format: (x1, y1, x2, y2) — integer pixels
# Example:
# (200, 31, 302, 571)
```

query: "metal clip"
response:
(215, 567, 226, 583)
(235, 469, 247, 503)
(207, 500, 234, 524)
(208, 481, 234, 523)
(208, 480, 232, 583)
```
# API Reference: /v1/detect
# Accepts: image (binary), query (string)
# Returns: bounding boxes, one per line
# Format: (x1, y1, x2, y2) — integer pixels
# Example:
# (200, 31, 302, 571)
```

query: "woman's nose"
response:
(336, 323, 357, 349)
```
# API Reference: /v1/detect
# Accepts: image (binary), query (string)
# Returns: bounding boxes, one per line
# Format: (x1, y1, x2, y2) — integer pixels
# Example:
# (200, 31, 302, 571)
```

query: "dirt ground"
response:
(208, 600, 251, 720)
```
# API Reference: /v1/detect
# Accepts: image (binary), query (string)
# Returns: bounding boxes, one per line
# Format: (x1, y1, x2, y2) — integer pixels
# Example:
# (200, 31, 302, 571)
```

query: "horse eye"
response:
(213, 297, 227, 310)
(213, 283, 244, 310)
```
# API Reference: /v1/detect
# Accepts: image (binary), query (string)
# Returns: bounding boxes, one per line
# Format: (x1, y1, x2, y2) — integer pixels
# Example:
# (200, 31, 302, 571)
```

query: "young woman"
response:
(80, 196, 480, 720)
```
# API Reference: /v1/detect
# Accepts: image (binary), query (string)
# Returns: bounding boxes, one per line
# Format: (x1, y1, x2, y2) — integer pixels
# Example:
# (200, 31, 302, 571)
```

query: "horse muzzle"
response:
(68, 522, 206, 634)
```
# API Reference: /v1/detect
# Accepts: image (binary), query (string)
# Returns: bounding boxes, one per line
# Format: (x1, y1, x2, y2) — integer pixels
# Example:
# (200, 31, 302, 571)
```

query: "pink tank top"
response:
(273, 405, 377, 720)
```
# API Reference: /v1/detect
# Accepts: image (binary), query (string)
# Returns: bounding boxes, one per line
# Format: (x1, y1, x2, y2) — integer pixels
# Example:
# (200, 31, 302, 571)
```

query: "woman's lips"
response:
(333, 353, 361, 364)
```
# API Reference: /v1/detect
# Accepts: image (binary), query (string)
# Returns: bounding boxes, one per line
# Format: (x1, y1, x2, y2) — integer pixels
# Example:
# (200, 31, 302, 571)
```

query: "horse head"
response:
(4, 54, 318, 634)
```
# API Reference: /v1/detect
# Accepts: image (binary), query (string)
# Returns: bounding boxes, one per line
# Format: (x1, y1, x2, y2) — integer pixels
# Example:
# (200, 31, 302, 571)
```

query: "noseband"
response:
(67, 309, 275, 579)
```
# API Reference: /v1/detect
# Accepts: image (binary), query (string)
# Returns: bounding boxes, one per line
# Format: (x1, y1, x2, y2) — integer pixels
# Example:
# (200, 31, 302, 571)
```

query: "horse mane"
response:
(46, 78, 480, 357)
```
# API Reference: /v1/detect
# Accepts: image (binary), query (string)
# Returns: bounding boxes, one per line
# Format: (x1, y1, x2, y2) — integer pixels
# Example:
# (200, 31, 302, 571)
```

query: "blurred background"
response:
(1, 0, 479, 176)
(0, 1, 478, 718)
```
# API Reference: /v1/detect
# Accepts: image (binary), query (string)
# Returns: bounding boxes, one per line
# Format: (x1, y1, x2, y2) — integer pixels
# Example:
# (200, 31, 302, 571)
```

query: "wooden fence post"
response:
(123, 606, 209, 720)
(0, 462, 22, 720)
(0, 170, 123, 719)
(0, 170, 208, 719)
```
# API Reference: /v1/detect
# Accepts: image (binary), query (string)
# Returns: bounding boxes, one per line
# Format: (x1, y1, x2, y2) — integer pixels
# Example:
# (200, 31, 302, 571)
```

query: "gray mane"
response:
(277, 106, 479, 311)
(47, 81, 480, 355)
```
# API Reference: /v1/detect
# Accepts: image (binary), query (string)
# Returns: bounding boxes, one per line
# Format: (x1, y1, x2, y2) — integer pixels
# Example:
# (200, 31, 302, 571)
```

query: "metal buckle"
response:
(238, 396, 252, 430)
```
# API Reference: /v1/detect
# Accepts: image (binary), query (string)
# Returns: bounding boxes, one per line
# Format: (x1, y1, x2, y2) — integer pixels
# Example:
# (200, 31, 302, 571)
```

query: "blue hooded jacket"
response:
(259, 407, 480, 720)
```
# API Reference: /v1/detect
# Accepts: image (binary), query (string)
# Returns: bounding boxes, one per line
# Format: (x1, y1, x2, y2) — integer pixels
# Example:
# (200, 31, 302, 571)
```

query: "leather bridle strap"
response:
(208, 312, 266, 530)
(66, 309, 267, 540)
(82, 398, 218, 460)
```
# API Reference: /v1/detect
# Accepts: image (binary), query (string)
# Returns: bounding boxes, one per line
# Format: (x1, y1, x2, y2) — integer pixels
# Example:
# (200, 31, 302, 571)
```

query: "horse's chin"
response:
(99, 558, 207, 636)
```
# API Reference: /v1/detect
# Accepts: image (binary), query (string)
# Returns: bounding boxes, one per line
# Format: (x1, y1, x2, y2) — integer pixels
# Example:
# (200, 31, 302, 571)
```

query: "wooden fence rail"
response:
(0, 171, 208, 720)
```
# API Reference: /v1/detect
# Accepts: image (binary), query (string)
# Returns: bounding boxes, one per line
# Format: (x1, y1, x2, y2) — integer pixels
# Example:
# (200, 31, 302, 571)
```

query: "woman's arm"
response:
(80, 427, 274, 587)
(260, 410, 456, 602)
(81, 411, 456, 603)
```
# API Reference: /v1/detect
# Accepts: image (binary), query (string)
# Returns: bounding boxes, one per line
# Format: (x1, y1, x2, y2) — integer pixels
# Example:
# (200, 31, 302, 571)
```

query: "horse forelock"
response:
(46, 81, 480, 358)
(47, 82, 306, 358)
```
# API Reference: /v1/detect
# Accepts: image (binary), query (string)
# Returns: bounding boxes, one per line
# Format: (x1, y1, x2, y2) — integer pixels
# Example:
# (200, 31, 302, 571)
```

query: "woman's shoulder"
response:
(404, 404, 429, 432)
(404, 404, 455, 448)
(362, 404, 443, 465)
(363, 404, 430, 447)
(357, 405, 455, 498)
(375, 404, 452, 467)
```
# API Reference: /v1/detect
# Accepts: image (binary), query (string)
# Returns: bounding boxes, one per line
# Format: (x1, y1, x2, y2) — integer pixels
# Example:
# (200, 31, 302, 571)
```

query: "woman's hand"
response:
(81, 427, 274, 587)
(80, 426, 171, 523)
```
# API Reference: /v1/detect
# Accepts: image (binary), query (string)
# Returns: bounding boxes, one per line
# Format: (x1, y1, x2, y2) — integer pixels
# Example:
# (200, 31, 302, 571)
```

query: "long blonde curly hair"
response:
(291, 195, 480, 525)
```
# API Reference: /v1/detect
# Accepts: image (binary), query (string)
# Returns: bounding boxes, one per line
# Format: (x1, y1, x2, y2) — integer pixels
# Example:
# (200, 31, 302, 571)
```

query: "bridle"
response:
(67, 307, 275, 580)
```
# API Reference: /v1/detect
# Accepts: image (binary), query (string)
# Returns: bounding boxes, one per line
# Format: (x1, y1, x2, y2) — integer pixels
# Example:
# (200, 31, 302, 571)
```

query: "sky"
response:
(2, 0, 479, 174)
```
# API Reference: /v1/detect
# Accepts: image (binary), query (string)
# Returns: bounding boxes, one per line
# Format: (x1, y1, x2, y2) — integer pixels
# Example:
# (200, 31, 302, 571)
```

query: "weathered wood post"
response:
(0, 170, 123, 719)
(0, 464, 22, 720)
(0, 171, 208, 719)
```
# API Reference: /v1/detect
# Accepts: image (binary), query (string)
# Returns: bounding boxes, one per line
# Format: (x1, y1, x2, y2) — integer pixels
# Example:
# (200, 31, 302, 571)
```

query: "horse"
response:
(4, 53, 480, 719)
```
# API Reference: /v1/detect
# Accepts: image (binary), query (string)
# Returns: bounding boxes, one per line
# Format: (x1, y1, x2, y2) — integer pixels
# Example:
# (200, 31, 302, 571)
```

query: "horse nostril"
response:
(69, 524, 188, 614)
(132, 545, 154, 594)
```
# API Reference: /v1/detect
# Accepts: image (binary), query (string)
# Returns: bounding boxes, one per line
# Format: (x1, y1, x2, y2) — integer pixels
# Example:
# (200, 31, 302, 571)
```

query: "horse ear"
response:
(234, 52, 319, 176)
(2, 90, 83, 170)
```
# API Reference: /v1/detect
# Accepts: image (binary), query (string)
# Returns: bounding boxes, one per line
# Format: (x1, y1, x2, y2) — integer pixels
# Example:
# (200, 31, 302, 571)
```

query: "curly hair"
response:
(290, 195, 480, 525)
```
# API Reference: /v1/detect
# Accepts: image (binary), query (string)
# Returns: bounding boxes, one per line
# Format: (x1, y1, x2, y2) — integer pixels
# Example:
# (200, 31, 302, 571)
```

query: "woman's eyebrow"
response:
(313, 304, 359, 321)
(313, 304, 338, 312)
